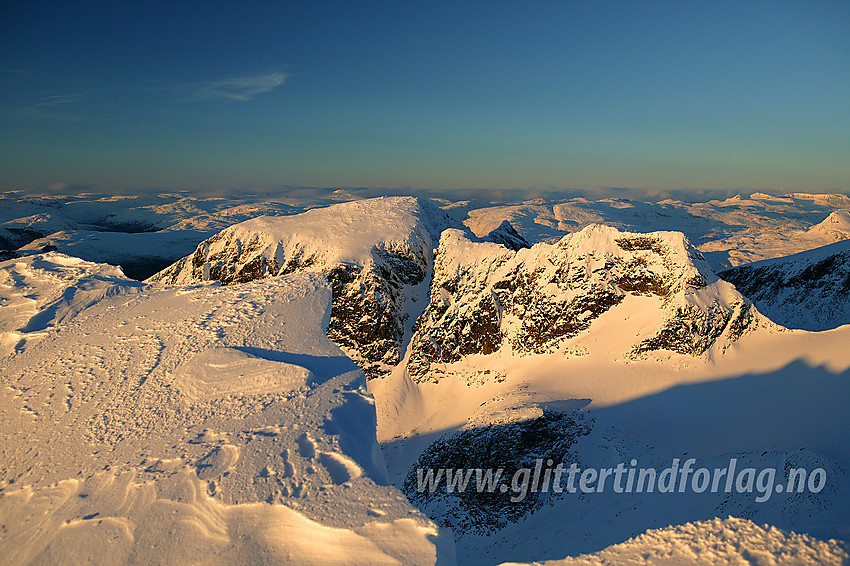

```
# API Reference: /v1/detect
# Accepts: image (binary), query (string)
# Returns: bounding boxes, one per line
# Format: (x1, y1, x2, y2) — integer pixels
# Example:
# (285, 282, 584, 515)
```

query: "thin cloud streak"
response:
(3, 93, 88, 121)
(36, 94, 84, 107)
(193, 72, 287, 101)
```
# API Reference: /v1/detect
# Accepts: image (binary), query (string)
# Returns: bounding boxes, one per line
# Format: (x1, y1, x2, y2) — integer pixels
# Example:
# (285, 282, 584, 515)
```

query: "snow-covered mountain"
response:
(806, 209, 850, 242)
(369, 224, 849, 565)
(0, 191, 305, 280)
(720, 239, 850, 331)
(406, 224, 758, 384)
(6, 190, 850, 278)
(149, 196, 460, 378)
(484, 220, 531, 251)
(3, 189, 850, 566)
(0, 254, 453, 565)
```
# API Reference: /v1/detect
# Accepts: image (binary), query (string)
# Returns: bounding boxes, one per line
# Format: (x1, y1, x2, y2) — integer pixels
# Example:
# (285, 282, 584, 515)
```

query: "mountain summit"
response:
(150, 196, 460, 377)
(406, 224, 758, 383)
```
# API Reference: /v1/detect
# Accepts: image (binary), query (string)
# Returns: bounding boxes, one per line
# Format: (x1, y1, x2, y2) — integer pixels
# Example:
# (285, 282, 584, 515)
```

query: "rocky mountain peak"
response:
(406, 224, 757, 383)
(485, 220, 531, 251)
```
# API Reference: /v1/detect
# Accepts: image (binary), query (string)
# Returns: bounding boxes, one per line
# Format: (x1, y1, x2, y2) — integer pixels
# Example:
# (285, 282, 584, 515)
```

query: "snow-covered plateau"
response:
(1, 190, 848, 565)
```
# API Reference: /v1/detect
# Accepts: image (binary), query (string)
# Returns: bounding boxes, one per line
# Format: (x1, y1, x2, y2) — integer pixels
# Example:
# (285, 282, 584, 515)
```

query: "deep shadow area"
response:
(87, 221, 160, 233)
(401, 409, 593, 535)
(120, 258, 181, 281)
(386, 359, 850, 565)
(592, 359, 850, 463)
(235, 346, 362, 385)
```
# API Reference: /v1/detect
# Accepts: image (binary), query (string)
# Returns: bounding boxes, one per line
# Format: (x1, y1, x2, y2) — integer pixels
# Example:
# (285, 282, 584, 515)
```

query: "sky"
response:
(1, 1, 848, 193)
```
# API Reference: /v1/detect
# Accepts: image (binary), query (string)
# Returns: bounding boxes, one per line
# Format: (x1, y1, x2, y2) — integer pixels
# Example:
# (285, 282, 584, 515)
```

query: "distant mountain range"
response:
(2, 192, 849, 565)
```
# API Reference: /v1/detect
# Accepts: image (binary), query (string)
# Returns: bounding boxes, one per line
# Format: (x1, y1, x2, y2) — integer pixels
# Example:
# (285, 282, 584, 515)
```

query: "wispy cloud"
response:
(0, 66, 33, 76)
(4, 93, 88, 121)
(193, 72, 287, 101)
(35, 94, 85, 107)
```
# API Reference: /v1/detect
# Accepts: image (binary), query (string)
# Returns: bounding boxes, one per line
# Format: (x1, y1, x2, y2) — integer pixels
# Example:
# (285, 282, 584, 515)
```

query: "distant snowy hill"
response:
(456, 193, 850, 271)
(150, 196, 461, 378)
(697, 203, 850, 269)
(720, 239, 850, 331)
(807, 209, 850, 241)
(0, 192, 305, 280)
(5, 190, 850, 278)
(0, 255, 453, 565)
(17, 230, 208, 280)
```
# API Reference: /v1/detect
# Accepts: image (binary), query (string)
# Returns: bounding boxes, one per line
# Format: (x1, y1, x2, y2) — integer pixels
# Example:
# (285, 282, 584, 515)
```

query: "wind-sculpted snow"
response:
(720, 239, 850, 331)
(499, 517, 848, 566)
(149, 196, 462, 378)
(0, 253, 144, 356)
(0, 266, 453, 565)
(406, 224, 757, 383)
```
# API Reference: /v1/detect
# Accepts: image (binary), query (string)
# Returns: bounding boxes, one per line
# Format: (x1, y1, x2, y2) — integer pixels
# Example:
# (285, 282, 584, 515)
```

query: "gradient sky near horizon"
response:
(1, 1, 848, 193)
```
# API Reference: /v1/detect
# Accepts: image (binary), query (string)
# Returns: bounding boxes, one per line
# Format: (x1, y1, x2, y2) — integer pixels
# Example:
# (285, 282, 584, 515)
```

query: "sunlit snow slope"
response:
(3, 189, 850, 566)
(0, 254, 453, 565)
(500, 517, 848, 566)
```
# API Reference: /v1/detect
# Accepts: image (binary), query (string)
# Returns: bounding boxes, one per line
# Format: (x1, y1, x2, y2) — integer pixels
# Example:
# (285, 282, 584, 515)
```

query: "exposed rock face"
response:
(149, 197, 460, 378)
(486, 220, 531, 251)
(720, 239, 850, 331)
(407, 225, 756, 383)
(402, 409, 593, 535)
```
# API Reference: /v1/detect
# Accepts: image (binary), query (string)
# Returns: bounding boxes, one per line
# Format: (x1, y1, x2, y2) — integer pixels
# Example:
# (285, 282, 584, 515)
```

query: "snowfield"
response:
(501, 517, 848, 566)
(1, 189, 849, 565)
(0, 256, 453, 565)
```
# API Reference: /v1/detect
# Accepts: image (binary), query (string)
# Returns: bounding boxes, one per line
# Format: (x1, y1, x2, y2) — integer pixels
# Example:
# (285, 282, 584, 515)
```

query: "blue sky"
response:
(1, 1, 848, 193)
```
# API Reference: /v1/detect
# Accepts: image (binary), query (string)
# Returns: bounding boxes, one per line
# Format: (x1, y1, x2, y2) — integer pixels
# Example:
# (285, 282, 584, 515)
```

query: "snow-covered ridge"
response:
(149, 196, 462, 378)
(150, 196, 454, 283)
(406, 224, 758, 383)
(0, 192, 307, 280)
(720, 238, 850, 331)
(5, 190, 849, 279)
(500, 517, 848, 566)
(4, 191, 850, 565)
